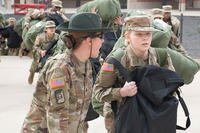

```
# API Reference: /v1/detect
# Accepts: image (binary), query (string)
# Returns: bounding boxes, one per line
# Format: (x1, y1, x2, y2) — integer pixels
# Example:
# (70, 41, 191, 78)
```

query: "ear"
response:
(85, 37, 92, 46)
(124, 31, 130, 40)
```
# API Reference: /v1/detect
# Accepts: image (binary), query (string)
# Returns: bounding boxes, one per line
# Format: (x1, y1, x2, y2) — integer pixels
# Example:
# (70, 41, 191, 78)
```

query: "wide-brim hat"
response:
(124, 15, 157, 32)
(57, 12, 110, 32)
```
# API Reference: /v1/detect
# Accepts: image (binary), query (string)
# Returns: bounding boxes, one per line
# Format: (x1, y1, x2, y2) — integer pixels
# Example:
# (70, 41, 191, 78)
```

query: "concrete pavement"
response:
(0, 56, 200, 133)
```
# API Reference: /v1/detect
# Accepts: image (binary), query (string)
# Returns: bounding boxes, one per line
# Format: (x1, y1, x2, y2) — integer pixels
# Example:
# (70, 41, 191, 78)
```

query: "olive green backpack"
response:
(155, 48, 200, 84)
(151, 19, 172, 48)
(77, 0, 121, 26)
(24, 21, 46, 50)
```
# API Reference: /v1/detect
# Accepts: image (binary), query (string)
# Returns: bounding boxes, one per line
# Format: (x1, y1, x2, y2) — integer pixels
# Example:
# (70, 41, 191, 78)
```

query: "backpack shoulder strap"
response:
(107, 57, 128, 80)
(106, 57, 128, 115)
(176, 90, 191, 130)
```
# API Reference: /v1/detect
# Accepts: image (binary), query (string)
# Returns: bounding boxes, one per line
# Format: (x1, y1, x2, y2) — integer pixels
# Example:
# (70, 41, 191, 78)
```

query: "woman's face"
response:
(163, 12, 171, 21)
(46, 27, 56, 35)
(128, 31, 152, 53)
(90, 33, 104, 58)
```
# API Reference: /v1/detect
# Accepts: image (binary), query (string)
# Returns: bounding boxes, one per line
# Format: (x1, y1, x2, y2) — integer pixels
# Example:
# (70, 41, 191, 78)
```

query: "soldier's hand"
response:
(120, 81, 137, 97)
(24, 22, 29, 28)
(114, 16, 123, 25)
(40, 50, 46, 58)
(91, 7, 98, 13)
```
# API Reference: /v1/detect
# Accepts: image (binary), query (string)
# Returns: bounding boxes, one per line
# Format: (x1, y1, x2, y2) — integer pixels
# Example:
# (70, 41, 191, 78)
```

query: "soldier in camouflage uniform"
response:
(22, 12, 105, 133)
(150, 8, 164, 20)
(6, 17, 20, 56)
(47, 0, 69, 22)
(162, 5, 180, 38)
(23, 9, 45, 30)
(28, 21, 59, 84)
(18, 9, 46, 57)
(162, 5, 187, 55)
(0, 13, 7, 55)
(93, 14, 175, 133)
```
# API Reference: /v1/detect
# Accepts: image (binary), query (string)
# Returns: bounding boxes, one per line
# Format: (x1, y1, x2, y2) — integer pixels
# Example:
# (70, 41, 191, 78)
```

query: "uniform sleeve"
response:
(46, 67, 70, 132)
(33, 34, 42, 59)
(93, 63, 122, 103)
(61, 13, 69, 22)
(23, 11, 33, 28)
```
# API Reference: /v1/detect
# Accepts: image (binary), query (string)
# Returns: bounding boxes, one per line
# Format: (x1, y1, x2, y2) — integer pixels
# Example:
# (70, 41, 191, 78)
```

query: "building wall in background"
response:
(1, 0, 200, 11)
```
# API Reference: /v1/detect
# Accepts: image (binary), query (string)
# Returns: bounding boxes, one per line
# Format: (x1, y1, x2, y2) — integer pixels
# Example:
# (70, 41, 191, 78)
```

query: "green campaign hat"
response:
(57, 12, 109, 32)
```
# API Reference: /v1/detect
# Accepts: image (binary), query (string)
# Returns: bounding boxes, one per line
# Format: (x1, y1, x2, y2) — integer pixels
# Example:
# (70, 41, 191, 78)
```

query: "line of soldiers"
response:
(0, 0, 68, 58)
(3, 0, 196, 133)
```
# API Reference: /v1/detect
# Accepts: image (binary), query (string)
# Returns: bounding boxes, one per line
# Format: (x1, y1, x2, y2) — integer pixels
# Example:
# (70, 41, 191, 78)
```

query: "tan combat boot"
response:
(28, 72, 35, 84)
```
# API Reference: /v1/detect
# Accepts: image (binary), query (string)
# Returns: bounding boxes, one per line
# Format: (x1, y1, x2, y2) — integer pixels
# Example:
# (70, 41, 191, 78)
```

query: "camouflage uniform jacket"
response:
(165, 16, 180, 38)
(93, 45, 174, 108)
(46, 8, 69, 22)
(23, 10, 45, 28)
(43, 50, 93, 132)
(33, 32, 59, 61)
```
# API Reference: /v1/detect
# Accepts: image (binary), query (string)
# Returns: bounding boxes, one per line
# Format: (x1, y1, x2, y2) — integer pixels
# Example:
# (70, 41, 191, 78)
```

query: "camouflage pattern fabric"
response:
(168, 34, 188, 56)
(23, 49, 93, 132)
(0, 13, 5, 28)
(22, 55, 57, 133)
(14, 17, 24, 37)
(92, 46, 175, 132)
(24, 21, 46, 50)
(165, 16, 180, 38)
(22, 20, 40, 39)
(50, 31, 67, 56)
(0, 37, 7, 55)
(46, 8, 69, 22)
(30, 32, 59, 73)
(0, 14, 7, 55)
(46, 50, 93, 132)
(8, 48, 19, 56)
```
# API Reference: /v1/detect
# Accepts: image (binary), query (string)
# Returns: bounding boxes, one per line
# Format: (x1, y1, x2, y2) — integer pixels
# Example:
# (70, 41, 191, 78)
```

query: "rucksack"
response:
(107, 57, 190, 133)
(24, 21, 46, 50)
(77, 0, 121, 25)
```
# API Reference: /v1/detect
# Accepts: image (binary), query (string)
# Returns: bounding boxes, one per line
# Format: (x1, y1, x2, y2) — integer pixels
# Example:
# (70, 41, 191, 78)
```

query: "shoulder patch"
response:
(102, 63, 114, 72)
(50, 78, 65, 89)
(55, 89, 65, 104)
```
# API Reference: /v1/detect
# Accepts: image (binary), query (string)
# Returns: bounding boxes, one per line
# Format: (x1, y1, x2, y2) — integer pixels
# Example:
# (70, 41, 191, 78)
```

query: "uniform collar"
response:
(69, 50, 88, 75)
(123, 46, 159, 68)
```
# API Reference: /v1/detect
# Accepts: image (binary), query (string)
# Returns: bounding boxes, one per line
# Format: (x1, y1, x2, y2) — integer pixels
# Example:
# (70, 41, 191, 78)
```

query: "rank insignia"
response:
(55, 89, 65, 104)
(50, 78, 65, 89)
(102, 63, 114, 72)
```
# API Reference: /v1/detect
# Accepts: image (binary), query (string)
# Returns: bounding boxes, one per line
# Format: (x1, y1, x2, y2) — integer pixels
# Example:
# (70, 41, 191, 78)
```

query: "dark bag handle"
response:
(176, 90, 191, 130)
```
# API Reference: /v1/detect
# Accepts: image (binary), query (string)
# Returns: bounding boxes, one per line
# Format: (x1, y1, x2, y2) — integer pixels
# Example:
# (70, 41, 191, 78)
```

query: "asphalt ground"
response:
(0, 56, 200, 133)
